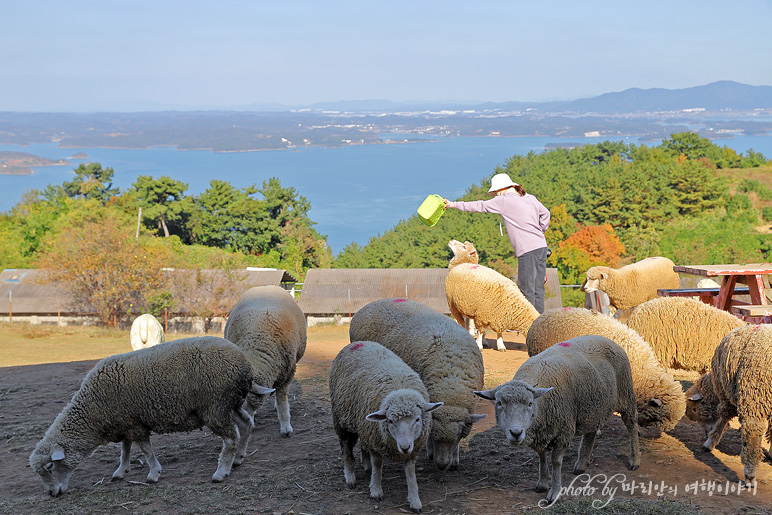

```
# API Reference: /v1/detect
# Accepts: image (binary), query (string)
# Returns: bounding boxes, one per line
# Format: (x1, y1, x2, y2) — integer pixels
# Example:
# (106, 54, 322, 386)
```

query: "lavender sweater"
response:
(447, 192, 550, 257)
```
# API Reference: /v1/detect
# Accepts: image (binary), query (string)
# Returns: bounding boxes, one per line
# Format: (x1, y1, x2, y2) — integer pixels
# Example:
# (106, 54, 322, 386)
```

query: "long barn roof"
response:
(297, 268, 450, 316)
(0, 268, 296, 315)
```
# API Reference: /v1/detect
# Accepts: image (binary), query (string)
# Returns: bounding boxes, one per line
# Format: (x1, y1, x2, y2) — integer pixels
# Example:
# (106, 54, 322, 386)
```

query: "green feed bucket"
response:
(417, 194, 445, 227)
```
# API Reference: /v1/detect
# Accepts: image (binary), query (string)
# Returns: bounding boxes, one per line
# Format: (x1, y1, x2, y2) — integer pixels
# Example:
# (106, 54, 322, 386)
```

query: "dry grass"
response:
(0, 322, 351, 368)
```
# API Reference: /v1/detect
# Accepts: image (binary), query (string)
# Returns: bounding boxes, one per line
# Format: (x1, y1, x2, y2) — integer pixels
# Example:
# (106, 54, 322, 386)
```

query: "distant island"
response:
(0, 151, 68, 175)
(0, 81, 770, 153)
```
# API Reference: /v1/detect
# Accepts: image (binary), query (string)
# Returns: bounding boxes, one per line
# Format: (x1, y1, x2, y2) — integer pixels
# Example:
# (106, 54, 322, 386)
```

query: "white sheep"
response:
(475, 335, 640, 505)
(129, 313, 164, 351)
(581, 256, 680, 314)
(626, 297, 746, 373)
(329, 340, 443, 513)
(349, 297, 487, 471)
(684, 325, 772, 484)
(526, 307, 686, 432)
(223, 285, 307, 437)
(445, 239, 539, 351)
(29, 336, 275, 496)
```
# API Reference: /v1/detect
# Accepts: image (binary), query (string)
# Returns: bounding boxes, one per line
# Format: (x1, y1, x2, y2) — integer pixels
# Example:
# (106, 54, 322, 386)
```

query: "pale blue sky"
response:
(2, 0, 771, 111)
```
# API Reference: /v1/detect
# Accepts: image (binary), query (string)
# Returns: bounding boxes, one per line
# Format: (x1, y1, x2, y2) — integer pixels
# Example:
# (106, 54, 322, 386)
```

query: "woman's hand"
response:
(443, 198, 450, 209)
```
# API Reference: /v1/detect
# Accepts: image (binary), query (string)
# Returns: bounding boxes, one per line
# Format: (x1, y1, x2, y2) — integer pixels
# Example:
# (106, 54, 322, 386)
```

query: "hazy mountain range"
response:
(1, 81, 770, 151)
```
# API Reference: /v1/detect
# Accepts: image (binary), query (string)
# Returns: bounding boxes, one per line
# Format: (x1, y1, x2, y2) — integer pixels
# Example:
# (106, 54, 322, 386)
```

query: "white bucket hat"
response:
(487, 173, 518, 194)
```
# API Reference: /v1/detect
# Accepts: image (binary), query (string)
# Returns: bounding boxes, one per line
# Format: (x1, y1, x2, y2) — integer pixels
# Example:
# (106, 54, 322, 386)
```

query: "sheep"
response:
(581, 256, 680, 314)
(329, 340, 443, 513)
(29, 336, 275, 496)
(129, 313, 164, 351)
(223, 285, 307, 437)
(626, 296, 746, 374)
(475, 335, 640, 504)
(445, 239, 539, 351)
(526, 307, 686, 432)
(349, 297, 487, 471)
(684, 325, 772, 484)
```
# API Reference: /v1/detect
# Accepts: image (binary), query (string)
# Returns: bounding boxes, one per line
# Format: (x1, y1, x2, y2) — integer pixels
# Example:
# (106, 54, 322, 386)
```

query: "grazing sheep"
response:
(224, 285, 307, 437)
(526, 307, 686, 432)
(349, 298, 487, 471)
(129, 313, 164, 351)
(581, 257, 680, 313)
(626, 297, 746, 373)
(475, 335, 640, 504)
(697, 278, 722, 289)
(29, 337, 275, 496)
(329, 340, 443, 513)
(684, 325, 772, 483)
(445, 239, 539, 351)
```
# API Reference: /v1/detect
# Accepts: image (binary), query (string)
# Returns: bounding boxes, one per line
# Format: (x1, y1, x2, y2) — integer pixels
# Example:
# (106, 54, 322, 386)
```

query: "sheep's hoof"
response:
(534, 484, 549, 493)
(628, 463, 639, 471)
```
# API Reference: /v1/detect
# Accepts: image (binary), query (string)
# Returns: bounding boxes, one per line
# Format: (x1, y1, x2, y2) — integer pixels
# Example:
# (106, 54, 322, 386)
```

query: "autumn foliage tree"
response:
(551, 224, 625, 284)
(37, 213, 168, 326)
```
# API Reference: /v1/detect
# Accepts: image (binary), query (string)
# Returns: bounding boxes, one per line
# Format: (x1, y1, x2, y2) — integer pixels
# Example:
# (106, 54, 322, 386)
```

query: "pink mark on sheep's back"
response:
(558, 342, 570, 347)
(351, 342, 365, 351)
(393, 298, 407, 303)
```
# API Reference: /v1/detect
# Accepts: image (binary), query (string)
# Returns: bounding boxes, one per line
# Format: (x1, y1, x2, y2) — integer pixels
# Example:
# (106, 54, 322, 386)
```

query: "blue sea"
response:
(3, 134, 772, 255)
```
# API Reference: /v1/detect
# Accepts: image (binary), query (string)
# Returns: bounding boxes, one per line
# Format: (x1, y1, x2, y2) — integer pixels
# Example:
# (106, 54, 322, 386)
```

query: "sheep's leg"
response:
(112, 440, 132, 481)
(361, 448, 372, 473)
(212, 434, 238, 482)
(476, 330, 486, 350)
(136, 438, 162, 483)
(340, 431, 358, 487)
(450, 443, 460, 471)
(495, 333, 506, 352)
(704, 416, 730, 451)
(534, 449, 551, 493)
(739, 416, 765, 484)
(620, 408, 641, 470)
(404, 457, 422, 513)
(574, 431, 596, 474)
(275, 385, 293, 437)
(425, 437, 434, 461)
(545, 445, 566, 505)
(765, 418, 772, 460)
(369, 452, 384, 501)
(233, 407, 255, 466)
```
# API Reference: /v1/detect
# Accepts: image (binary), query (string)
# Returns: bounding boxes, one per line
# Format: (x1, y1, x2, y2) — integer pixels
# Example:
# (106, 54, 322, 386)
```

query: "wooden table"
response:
(673, 264, 772, 312)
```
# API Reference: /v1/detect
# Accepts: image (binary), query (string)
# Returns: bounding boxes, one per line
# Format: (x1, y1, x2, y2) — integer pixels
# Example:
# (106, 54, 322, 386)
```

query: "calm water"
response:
(3, 134, 772, 254)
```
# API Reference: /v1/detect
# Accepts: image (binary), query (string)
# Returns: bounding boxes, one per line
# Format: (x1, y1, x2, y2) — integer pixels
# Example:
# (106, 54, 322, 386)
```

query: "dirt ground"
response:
(1, 330, 771, 515)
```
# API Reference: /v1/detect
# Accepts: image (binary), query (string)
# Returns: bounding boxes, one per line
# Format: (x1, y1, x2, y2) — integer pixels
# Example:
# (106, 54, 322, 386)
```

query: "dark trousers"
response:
(517, 247, 548, 313)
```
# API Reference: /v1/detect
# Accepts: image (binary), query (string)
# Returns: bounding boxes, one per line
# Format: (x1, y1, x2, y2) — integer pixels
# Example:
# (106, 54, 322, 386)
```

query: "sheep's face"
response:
(367, 401, 443, 456)
(448, 240, 478, 268)
(427, 407, 487, 470)
(685, 376, 719, 433)
(581, 267, 610, 293)
(29, 442, 78, 497)
(475, 381, 552, 445)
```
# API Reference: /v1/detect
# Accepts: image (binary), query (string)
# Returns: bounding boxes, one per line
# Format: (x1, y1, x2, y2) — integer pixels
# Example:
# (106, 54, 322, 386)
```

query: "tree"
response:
(170, 268, 247, 333)
(61, 163, 120, 203)
(130, 175, 191, 238)
(662, 132, 714, 161)
(37, 213, 168, 326)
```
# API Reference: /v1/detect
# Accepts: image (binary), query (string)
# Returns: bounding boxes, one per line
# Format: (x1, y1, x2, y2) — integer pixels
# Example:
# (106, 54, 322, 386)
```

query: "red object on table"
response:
(673, 264, 772, 311)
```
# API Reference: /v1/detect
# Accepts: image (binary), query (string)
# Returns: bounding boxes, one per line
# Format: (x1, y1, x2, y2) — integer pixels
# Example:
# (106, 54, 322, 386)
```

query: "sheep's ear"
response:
(466, 413, 488, 424)
(533, 387, 554, 398)
(600, 271, 609, 280)
(251, 384, 276, 396)
(422, 402, 444, 413)
(365, 409, 388, 422)
(649, 398, 663, 407)
(51, 446, 65, 462)
(688, 392, 703, 401)
(473, 389, 497, 401)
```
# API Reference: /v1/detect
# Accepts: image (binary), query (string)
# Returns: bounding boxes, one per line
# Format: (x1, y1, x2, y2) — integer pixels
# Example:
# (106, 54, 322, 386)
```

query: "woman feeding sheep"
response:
(443, 173, 551, 312)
